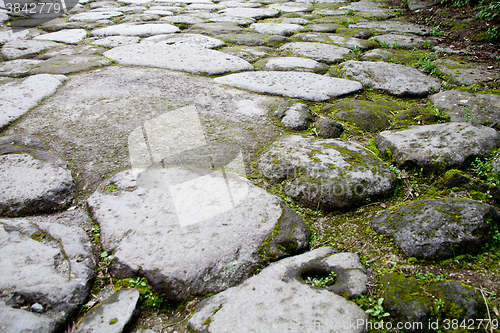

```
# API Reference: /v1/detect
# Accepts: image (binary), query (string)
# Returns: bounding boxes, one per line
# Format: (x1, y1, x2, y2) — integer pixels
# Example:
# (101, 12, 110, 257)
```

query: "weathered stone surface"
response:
(339, 60, 441, 97)
(268, 2, 314, 12)
(92, 23, 180, 37)
(140, 33, 226, 49)
(436, 59, 500, 86)
(91, 36, 140, 48)
(76, 289, 140, 333)
(221, 45, 274, 62)
(0, 28, 32, 46)
(375, 122, 500, 172)
(0, 59, 42, 77)
(1, 40, 60, 60)
(406, 0, 439, 10)
(279, 42, 351, 64)
(349, 21, 431, 36)
(309, 23, 340, 33)
(430, 90, 500, 126)
(328, 35, 379, 50)
(360, 48, 422, 62)
(0, 210, 96, 329)
(187, 22, 246, 35)
(371, 33, 426, 49)
(221, 32, 288, 47)
(317, 118, 344, 138)
(219, 7, 279, 20)
(0, 152, 76, 217)
(274, 102, 314, 130)
(104, 43, 253, 75)
(331, 99, 401, 132)
(258, 56, 329, 73)
(215, 71, 362, 102)
(371, 198, 500, 259)
(0, 74, 65, 130)
(250, 23, 304, 36)
(381, 273, 484, 329)
(69, 10, 124, 21)
(188, 248, 368, 333)
(34, 29, 87, 44)
(31, 55, 111, 75)
(339, 1, 396, 19)
(87, 167, 310, 302)
(258, 135, 395, 211)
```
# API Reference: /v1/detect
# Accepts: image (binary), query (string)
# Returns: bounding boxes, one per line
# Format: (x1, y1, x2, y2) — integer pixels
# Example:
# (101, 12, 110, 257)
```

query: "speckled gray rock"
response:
(317, 119, 344, 138)
(279, 42, 351, 64)
(140, 33, 226, 49)
(375, 122, 500, 172)
(221, 45, 274, 62)
(92, 23, 180, 37)
(219, 7, 279, 20)
(328, 35, 378, 50)
(31, 55, 111, 75)
(250, 23, 305, 36)
(279, 102, 314, 130)
(268, 2, 314, 12)
(371, 33, 426, 49)
(91, 36, 140, 48)
(339, 61, 441, 97)
(87, 168, 310, 302)
(258, 135, 395, 211)
(214, 71, 362, 102)
(435, 59, 500, 86)
(76, 289, 140, 333)
(188, 248, 368, 333)
(371, 199, 500, 259)
(104, 43, 253, 75)
(0, 210, 96, 330)
(34, 29, 87, 44)
(0, 59, 43, 77)
(68, 11, 124, 22)
(430, 90, 500, 126)
(349, 21, 431, 36)
(1, 40, 60, 60)
(0, 74, 65, 130)
(259, 57, 329, 73)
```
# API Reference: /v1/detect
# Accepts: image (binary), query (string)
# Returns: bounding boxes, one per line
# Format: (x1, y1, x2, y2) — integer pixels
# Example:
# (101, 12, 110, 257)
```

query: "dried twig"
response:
(477, 287, 493, 333)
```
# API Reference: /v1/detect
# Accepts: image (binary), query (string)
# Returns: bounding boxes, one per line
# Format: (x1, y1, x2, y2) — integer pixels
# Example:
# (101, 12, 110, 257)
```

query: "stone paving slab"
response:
(214, 71, 363, 101)
(1, 40, 60, 60)
(92, 23, 180, 37)
(0, 59, 42, 77)
(34, 29, 87, 44)
(140, 33, 226, 48)
(279, 42, 351, 64)
(104, 43, 253, 75)
(349, 20, 431, 36)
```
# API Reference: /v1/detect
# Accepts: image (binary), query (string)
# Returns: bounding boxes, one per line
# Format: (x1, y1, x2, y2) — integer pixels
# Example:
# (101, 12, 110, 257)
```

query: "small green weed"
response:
(303, 271, 337, 288)
(470, 155, 500, 186)
(415, 271, 446, 282)
(365, 297, 391, 320)
(105, 184, 118, 193)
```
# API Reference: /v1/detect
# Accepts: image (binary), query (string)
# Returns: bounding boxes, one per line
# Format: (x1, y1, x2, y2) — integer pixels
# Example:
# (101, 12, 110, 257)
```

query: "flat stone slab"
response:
(0, 152, 76, 217)
(268, 2, 314, 12)
(258, 135, 395, 211)
(34, 29, 87, 45)
(31, 55, 112, 75)
(76, 289, 140, 333)
(0, 59, 43, 77)
(214, 71, 362, 102)
(0, 28, 31, 46)
(68, 11, 124, 22)
(87, 167, 310, 302)
(436, 59, 500, 86)
(1, 40, 60, 60)
(188, 248, 368, 333)
(91, 36, 140, 48)
(328, 35, 378, 50)
(375, 122, 500, 172)
(371, 199, 500, 260)
(104, 43, 253, 75)
(0, 209, 96, 329)
(91, 23, 180, 37)
(219, 7, 279, 20)
(250, 23, 305, 36)
(0, 74, 65, 130)
(371, 33, 426, 49)
(140, 33, 226, 49)
(221, 45, 274, 62)
(430, 90, 500, 126)
(258, 56, 329, 73)
(349, 21, 431, 36)
(279, 42, 351, 64)
(339, 60, 441, 97)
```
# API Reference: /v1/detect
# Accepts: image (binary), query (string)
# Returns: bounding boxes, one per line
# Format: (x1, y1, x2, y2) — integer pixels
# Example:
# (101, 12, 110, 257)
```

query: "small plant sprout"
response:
(365, 298, 390, 320)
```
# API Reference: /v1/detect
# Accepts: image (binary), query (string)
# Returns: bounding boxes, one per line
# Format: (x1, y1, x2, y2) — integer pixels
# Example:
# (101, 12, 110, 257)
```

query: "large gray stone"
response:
(349, 21, 431, 36)
(339, 60, 441, 97)
(0, 152, 76, 217)
(370, 33, 426, 49)
(91, 23, 180, 37)
(34, 29, 87, 44)
(375, 122, 500, 172)
(0, 74, 65, 130)
(258, 135, 395, 211)
(0, 59, 43, 77)
(140, 33, 226, 49)
(279, 42, 351, 64)
(430, 90, 500, 126)
(104, 43, 253, 75)
(328, 35, 378, 50)
(0, 28, 31, 46)
(436, 59, 500, 86)
(371, 199, 500, 260)
(31, 55, 111, 75)
(188, 248, 368, 333)
(68, 11, 124, 22)
(0, 210, 96, 330)
(268, 2, 314, 13)
(87, 167, 310, 302)
(218, 7, 279, 20)
(1, 40, 60, 60)
(259, 57, 329, 73)
(214, 71, 362, 102)
(91, 36, 140, 48)
(250, 23, 305, 36)
(76, 289, 140, 333)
